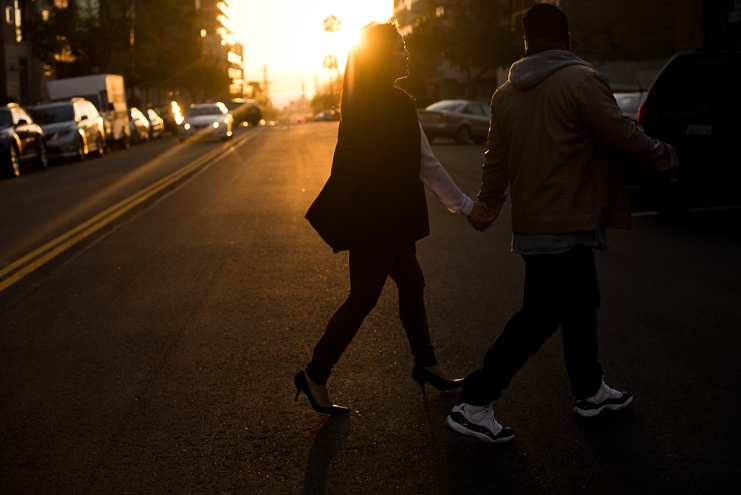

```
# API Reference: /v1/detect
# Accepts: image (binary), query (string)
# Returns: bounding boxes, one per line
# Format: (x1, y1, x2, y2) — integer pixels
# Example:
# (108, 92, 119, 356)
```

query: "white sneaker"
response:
(445, 402, 515, 444)
(574, 379, 633, 418)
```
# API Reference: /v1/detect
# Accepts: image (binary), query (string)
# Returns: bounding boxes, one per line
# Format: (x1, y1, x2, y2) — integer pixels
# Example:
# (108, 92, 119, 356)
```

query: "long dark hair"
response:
(339, 20, 401, 126)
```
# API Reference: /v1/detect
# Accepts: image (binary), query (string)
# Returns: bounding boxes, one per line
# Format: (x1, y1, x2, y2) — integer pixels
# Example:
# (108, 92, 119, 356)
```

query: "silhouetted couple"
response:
(296, 4, 678, 444)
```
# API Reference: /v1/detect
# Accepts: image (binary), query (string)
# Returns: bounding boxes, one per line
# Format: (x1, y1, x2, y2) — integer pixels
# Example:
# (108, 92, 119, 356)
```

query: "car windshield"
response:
(187, 106, 222, 116)
(426, 101, 465, 112)
(0, 111, 12, 128)
(28, 105, 75, 124)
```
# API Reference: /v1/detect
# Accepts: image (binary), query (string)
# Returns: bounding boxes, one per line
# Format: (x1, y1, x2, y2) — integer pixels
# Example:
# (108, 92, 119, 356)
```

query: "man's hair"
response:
(522, 3, 569, 44)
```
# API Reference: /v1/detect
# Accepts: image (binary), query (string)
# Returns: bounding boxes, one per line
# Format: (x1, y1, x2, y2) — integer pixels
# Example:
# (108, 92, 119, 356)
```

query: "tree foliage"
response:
(402, 0, 524, 98)
(311, 82, 340, 114)
(23, 0, 204, 92)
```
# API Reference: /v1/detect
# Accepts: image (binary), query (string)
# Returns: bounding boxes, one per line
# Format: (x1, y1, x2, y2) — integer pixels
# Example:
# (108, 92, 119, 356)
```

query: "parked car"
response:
(47, 74, 129, 149)
(178, 102, 233, 142)
(145, 108, 164, 139)
(0, 103, 48, 177)
(27, 98, 106, 161)
(224, 99, 262, 126)
(314, 109, 339, 121)
(128, 107, 150, 143)
(613, 91, 647, 124)
(638, 51, 741, 213)
(418, 100, 490, 144)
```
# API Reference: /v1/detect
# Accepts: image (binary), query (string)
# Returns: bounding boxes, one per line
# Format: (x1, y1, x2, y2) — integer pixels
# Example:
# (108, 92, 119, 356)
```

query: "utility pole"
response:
(262, 63, 269, 96)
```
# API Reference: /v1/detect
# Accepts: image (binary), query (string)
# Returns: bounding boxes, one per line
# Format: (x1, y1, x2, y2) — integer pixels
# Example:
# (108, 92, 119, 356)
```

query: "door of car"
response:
(83, 101, 104, 146)
(10, 106, 36, 158)
(74, 100, 96, 148)
(462, 103, 489, 139)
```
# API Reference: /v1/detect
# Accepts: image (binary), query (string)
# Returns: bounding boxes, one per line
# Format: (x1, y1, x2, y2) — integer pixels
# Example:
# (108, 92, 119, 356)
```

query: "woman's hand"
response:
(467, 201, 497, 232)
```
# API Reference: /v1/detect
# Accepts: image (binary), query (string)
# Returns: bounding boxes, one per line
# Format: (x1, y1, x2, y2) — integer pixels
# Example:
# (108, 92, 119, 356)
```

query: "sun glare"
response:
(228, 0, 393, 106)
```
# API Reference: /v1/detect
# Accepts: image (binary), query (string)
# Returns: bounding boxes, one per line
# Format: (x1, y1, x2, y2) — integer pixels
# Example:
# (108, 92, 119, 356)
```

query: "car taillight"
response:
(637, 103, 645, 129)
(440, 114, 449, 123)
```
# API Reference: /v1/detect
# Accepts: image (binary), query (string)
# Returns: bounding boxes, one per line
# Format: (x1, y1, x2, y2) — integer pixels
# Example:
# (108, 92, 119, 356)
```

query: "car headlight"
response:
(183, 123, 191, 130)
(212, 122, 219, 128)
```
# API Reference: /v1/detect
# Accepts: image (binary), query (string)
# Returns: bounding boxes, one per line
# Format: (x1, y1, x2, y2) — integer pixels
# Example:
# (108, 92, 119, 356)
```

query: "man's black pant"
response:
(458, 244, 604, 406)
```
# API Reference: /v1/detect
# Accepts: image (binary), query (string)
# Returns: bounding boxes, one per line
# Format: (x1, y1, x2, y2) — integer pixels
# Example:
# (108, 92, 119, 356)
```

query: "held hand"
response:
(467, 201, 497, 232)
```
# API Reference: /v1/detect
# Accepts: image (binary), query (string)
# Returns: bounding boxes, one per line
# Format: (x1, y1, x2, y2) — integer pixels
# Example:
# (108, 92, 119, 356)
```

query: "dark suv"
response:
(639, 52, 741, 213)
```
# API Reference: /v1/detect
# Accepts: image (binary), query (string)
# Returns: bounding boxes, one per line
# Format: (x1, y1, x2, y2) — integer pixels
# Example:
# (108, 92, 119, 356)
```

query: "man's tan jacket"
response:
(479, 51, 678, 234)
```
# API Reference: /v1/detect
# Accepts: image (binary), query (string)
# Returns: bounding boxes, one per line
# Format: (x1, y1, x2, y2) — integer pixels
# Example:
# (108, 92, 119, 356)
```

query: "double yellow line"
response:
(0, 130, 261, 294)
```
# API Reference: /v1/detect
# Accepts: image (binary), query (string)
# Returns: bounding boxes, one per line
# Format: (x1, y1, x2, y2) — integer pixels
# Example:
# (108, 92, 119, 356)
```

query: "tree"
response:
(23, 0, 201, 92)
(322, 15, 341, 94)
(311, 82, 341, 114)
(402, 0, 523, 99)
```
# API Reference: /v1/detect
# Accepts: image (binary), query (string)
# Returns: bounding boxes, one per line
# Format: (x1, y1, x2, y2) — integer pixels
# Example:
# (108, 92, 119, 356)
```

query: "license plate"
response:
(685, 123, 712, 136)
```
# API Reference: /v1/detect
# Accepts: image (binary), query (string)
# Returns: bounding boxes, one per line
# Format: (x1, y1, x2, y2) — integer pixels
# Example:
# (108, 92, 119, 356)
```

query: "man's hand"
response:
(467, 201, 497, 232)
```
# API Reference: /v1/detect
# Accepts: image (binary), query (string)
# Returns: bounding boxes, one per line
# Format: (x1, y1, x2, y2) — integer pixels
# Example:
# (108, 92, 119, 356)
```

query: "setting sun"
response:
(228, 0, 394, 108)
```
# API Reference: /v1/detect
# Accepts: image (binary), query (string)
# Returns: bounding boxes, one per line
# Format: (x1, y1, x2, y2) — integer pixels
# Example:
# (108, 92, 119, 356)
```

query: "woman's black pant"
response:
(458, 244, 605, 406)
(306, 249, 438, 385)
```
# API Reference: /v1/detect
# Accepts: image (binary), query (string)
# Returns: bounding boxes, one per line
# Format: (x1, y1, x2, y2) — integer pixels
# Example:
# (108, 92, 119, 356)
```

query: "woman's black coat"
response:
(305, 88, 429, 253)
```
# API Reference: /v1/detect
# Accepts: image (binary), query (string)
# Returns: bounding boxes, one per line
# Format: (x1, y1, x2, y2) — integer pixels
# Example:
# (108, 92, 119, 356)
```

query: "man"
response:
(446, 4, 679, 444)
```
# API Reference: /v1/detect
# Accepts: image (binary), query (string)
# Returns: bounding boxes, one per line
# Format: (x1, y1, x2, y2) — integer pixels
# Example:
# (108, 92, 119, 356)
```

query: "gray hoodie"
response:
(508, 49, 593, 91)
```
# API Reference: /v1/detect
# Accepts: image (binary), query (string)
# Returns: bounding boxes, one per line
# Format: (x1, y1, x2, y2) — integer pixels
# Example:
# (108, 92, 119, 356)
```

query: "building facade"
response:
(1, 0, 52, 105)
(190, 0, 246, 97)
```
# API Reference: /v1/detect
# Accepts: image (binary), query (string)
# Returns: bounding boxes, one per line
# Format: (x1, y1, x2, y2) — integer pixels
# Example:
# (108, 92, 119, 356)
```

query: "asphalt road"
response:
(1, 122, 739, 494)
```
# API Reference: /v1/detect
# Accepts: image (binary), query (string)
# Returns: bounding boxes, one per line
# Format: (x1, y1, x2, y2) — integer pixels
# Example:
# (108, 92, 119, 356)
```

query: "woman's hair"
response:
(339, 19, 401, 124)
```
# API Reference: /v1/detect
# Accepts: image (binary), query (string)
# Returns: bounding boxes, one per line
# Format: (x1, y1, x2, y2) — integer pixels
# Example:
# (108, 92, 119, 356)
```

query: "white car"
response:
(178, 102, 233, 142)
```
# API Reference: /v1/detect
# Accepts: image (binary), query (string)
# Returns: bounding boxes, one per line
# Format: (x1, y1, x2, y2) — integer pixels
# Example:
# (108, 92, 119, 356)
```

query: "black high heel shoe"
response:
(412, 365, 464, 396)
(294, 371, 351, 415)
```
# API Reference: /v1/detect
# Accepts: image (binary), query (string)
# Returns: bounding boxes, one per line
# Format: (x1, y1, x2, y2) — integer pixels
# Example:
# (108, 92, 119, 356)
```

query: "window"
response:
(6, 7, 12, 24)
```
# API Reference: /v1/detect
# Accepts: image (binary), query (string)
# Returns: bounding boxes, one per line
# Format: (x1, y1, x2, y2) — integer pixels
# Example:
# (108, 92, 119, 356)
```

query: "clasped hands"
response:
(467, 201, 497, 232)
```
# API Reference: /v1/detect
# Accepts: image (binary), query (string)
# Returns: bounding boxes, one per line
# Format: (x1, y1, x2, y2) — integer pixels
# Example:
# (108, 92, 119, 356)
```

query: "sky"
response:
(228, 0, 395, 109)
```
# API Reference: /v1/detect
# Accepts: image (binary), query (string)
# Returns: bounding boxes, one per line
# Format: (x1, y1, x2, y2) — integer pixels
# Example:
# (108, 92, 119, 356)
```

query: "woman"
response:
(295, 20, 477, 414)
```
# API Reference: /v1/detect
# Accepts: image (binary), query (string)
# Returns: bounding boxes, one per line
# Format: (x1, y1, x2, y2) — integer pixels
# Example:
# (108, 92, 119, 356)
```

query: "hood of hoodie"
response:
(508, 49, 593, 90)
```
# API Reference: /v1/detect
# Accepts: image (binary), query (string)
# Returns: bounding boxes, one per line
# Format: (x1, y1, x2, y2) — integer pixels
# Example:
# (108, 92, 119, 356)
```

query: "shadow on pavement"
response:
(301, 414, 351, 495)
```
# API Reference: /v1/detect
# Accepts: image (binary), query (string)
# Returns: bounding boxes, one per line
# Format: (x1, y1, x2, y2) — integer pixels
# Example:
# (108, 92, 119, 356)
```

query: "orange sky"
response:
(228, 0, 394, 108)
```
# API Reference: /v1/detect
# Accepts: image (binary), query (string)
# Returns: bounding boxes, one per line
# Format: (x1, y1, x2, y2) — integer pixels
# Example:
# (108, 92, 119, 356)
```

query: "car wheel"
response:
(96, 134, 105, 157)
(35, 139, 49, 170)
(4, 143, 21, 177)
(76, 134, 87, 162)
(454, 126, 472, 144)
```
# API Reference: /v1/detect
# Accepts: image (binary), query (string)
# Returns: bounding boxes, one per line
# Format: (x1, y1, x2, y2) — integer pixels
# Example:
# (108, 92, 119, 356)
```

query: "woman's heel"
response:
(412, 369, 427, 396)
(294, 371, 351, 415)
(412, 365, 463, 395)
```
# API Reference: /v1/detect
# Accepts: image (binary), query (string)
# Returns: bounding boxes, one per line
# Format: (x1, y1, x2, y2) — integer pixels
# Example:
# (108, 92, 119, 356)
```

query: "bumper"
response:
(178, 124, 231, 141)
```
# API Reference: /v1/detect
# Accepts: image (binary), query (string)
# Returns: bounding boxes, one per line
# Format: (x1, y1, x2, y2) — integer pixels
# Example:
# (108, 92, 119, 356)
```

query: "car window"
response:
(478, 103, 489, 116)
(27, 105, 76, 124)
(648, 54, 741, 112)
(0, 110, 12, 128)
(426, 101, 465, 112)
(464, 104, 485, 116)
(186, 106, 222, 116)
